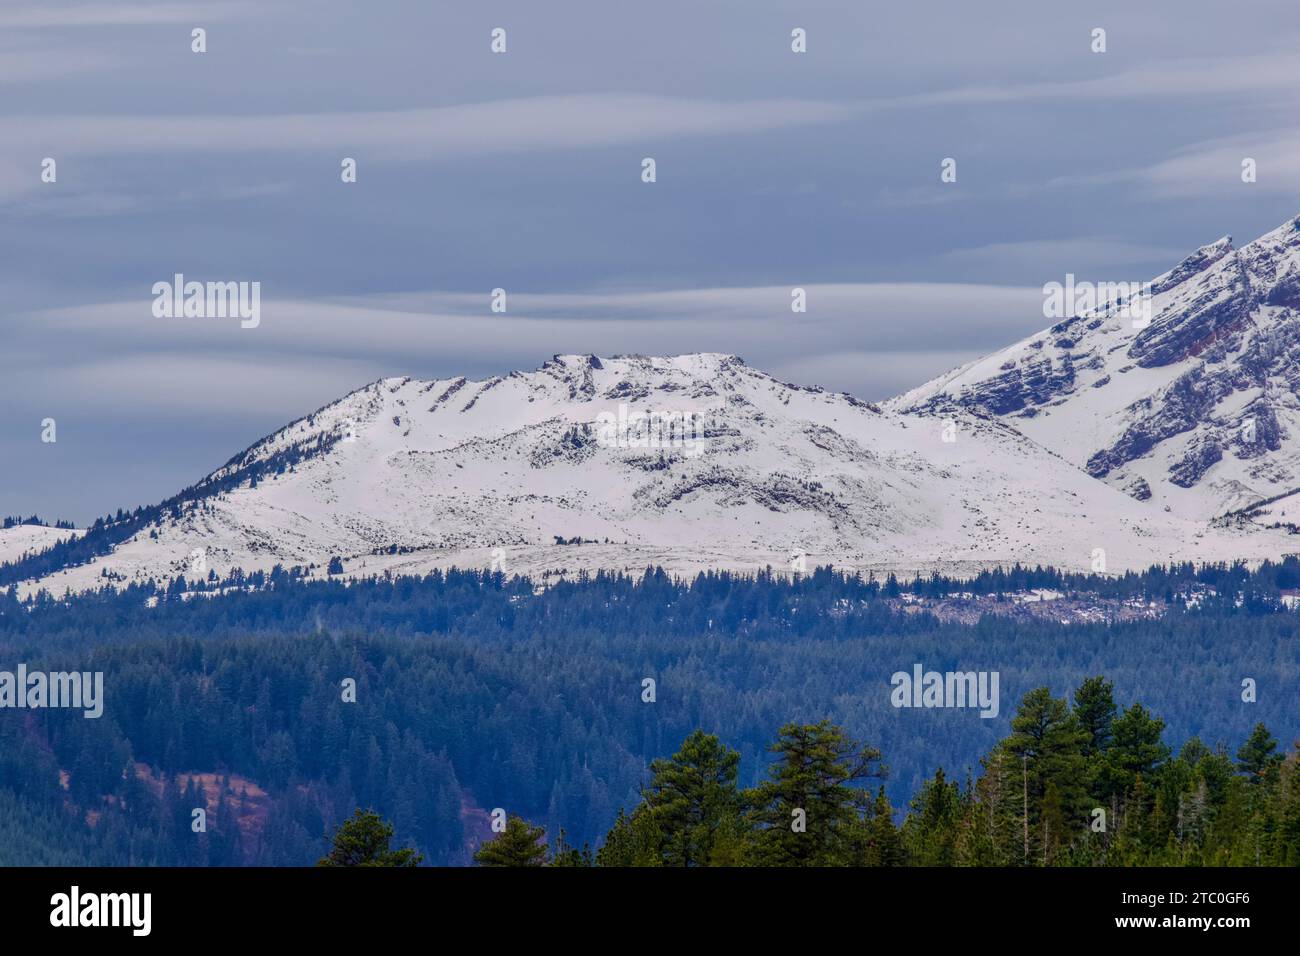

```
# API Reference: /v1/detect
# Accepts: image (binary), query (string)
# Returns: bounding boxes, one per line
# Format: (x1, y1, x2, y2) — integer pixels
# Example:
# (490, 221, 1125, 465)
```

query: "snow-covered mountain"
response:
(19, 212, 1300, 597)
(892, 214, 1300, 526)
(11, 352, 1290, 596)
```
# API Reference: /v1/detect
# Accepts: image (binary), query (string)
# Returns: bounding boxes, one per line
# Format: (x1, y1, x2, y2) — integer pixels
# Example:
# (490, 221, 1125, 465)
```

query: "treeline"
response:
(1, 572, 1297, 865)
(12, 557, 1300, 630)
(478, 681, 1300, 867)
(2, 516, 76, 530)
(12, 537, 1300, 609)
(911, 557, 1300, 603)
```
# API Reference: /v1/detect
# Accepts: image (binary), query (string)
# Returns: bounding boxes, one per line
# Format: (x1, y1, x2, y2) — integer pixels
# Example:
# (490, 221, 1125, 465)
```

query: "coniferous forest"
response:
(485, 706, 1299, 867)
(0, 562, 1297, 866)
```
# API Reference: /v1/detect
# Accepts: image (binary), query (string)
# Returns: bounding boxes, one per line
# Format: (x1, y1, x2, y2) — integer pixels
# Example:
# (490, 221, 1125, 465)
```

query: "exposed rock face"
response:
(1123, 476, 1153, 501)
(1233, 403, 1283, 459)
(1085, 366, 1229, 479)
(892, 215, 1300, 519)
(1128, 286, 1251, 368)
(1148, 237, 1235, 296)
(947, 350, 1077, 416)
(1169, 438, 1223, 489)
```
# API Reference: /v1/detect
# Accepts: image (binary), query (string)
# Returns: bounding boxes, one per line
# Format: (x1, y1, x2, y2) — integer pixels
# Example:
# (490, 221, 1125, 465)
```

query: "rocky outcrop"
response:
(1169, 438, 1223, 488)
(897, 214, 1300, 514)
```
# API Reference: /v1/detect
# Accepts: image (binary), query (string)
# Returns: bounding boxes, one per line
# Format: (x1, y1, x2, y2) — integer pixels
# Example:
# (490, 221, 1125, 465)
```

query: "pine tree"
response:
(317, 808, 423, 867)
(862, 786, 905, 866)
(1040, 780, 1068, 865)
(1274, 745, 1300, 865)
(596, 807, 663, 867)
(1236, 723, 1282, 785)
(1102, 703, 1170, 798)
(473, 816, 548, 867)
(643, 729, 741, 866)
(958, 752, 1016, 865)
(902, 767, 961, 866)
(548, 827, 593, 867)
(1114, 774, 1153, 865)
(1072, 676, 1116, 757)
(745, 720, 885, 866)
(999, 687, 1088, 862)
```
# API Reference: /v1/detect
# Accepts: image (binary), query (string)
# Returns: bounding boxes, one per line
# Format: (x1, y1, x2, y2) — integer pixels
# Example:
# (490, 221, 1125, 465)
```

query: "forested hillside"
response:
(1, 564, 1296, 865)
(571, 701, 1299, 867)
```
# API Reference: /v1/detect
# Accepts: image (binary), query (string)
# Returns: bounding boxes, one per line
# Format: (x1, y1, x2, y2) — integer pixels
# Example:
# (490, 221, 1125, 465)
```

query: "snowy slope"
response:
(0, 525, 80, 566)
(12, 353, 1293, 597)
(891, 214, 1300, 522)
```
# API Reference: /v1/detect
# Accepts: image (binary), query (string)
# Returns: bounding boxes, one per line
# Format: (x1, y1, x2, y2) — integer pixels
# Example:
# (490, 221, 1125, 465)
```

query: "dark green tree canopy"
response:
(317, 809, 422, 867)
(474, 816, 549, 867)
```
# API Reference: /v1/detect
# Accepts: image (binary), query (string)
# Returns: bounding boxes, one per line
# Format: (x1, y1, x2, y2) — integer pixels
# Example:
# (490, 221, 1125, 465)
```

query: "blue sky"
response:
(4, 0, 1300, 523)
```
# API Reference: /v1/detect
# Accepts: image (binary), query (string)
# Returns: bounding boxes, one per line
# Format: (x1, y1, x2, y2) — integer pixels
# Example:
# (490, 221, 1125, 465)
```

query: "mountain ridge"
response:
(14, 217, 1300, 594)
(5, 345, 1293, 596)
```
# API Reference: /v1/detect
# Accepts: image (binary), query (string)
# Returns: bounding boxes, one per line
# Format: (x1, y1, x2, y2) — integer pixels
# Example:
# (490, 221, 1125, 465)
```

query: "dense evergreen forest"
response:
(479, 705, 1300, 867)
(0, 562, 1297, 865)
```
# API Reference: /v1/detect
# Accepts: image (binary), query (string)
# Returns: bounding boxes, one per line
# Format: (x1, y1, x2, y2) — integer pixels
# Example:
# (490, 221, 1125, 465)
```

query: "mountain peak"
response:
(542, 352, 744, 373)
(20, 342, 1294, 597)
(18, 211, 1300, 596)
(894, 211, 1300, 521)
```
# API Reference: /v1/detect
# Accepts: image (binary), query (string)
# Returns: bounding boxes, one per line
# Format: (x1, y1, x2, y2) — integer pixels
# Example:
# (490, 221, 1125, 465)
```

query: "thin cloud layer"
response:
(5, 0, 1300, 521)
(0, 95, 855, 161)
